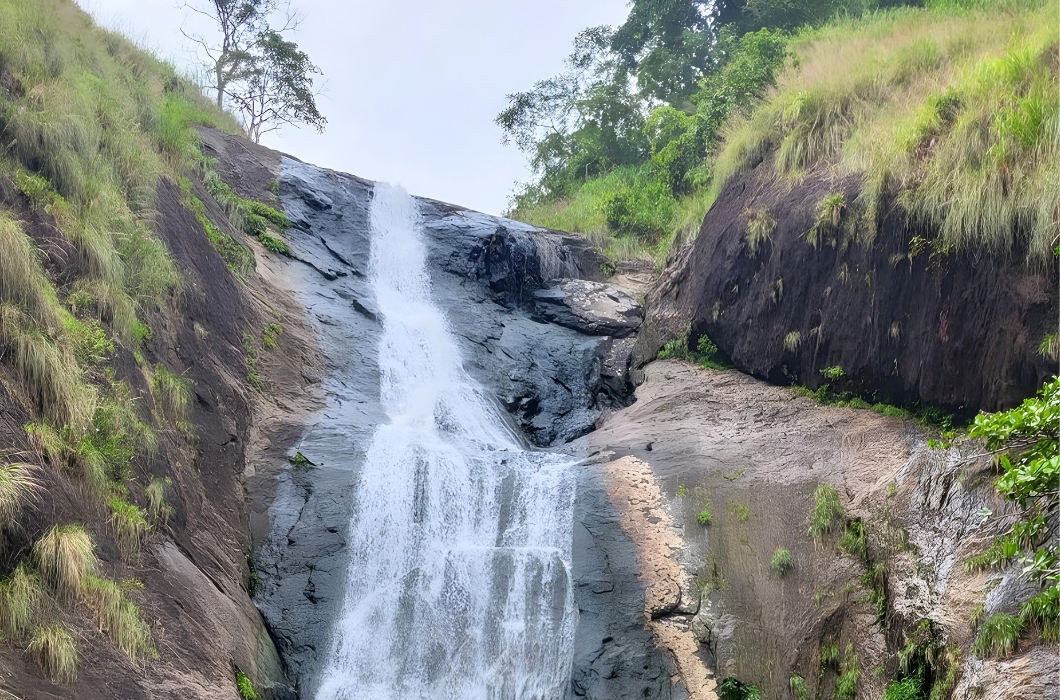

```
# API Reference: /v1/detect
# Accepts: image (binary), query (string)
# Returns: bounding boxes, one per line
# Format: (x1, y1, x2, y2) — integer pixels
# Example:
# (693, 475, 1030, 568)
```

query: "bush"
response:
(972, 613, 1023, 658)
(808, 483, 844, 542)
(883, 674, 924, 700)
(0, 563, 42, 641)
(771, 548, 794, 577)
(28, 624, 78, 683)
(236, 668, 260, 700)
(32, 524, 97, 601)
(81, 574, 155, 660)
(107, 498, 150, 558)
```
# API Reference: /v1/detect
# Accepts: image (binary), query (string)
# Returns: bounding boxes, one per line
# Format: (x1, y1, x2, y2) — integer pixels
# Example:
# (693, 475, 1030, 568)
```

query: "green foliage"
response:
(179, 177, 256, 275)
(789, 674, 809, 700)
(972, 613, 1022, 658)
(243, 331, 263, 388)
(0, 563, 42, 641)
(808, 483, 844, 541)
(658, 331, 731, 369)
(771, 547, 794, 576)
(203, 169, 291, 255)
(966, 377, 1059, 643)
(263, 323, 283, 349)
(145, 477, 174, 527)
(732, 502, 750, 522)
(744, 208, 776, 256)
(862, 562, 888, 622)
(81, 574, 155, 660)
(820, 365, 844, 382)
(107, 497, 149, 558)
(835, 644, 860, 700)
(32, 524, 96, 601)
(883, 674, 924, 700)
(235, 668, 260, 700)
(27, 624, 77, 683)
(697, 510, 713, 526)
(838, 519, 868, 561)
(152, 364, 192, 423)
(717, 677, 762, 700)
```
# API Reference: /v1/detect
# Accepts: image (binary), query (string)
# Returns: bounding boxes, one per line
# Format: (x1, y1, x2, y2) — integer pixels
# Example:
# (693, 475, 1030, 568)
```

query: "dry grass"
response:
(32, 524, 97, 601)
(107, 497, 149, 558)
(714, 0, 1058, 262)
(0, 462, 41, 522)
(151, 364, 191, 423)
(80, 574, 155, 661)
(27, 623, 78, 683)
(0, 563, 42, 642)
(144, 477, 174, 527)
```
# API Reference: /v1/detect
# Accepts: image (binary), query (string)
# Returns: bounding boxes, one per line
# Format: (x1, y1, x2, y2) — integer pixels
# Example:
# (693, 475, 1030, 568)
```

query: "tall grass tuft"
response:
(0, 462, 40, 522)
(32, 524, 97, 601)
(151, 364, 191, 423)
(145, 476, 174, 527)
(0, 563, 42, 641)
(808, 483, 845, 542)
(80, 574, 155, 661)
(972, 612, 1023, 658)
(27, 624, 78, 683)
(107, 497, 149, 558)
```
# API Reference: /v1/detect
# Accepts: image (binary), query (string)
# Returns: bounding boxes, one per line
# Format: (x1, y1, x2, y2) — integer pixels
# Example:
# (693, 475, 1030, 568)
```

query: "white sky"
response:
(80, 0, 631, 215)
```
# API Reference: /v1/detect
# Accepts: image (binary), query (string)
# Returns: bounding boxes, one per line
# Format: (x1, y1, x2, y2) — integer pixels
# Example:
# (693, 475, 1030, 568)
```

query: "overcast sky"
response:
(80, 0, 631, 215)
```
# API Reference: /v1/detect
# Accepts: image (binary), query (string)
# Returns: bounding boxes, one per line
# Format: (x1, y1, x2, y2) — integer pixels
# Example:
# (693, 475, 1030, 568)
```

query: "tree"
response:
(229, 30, 326, 142)
(182, 0, 325, 141)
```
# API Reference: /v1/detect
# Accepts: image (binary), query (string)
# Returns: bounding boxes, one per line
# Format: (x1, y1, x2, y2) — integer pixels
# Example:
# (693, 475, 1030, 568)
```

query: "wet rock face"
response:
(255, 160, 646, 696)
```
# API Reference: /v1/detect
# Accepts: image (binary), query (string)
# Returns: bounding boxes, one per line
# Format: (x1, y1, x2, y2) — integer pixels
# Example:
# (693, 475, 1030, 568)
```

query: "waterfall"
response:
(314, 184, 578, 700)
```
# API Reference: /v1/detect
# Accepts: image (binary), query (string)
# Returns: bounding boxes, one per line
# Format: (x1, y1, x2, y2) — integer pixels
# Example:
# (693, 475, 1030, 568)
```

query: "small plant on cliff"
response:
(145, 477, 175, 527)
(770, 548, 794, 577)
(27, 624, 78, 683)
(32, 525, 97, 601)
(965, 377, 1059, 643)
(808, 483, 844, 543)
(744, 208, 775, 257)
(697, 510, 713, 526)
(152, 364, 192, 423)
(243, 332, 263, 388)
(731, 502, 750, 522)
(81, 574, 155, 661)
(883, 674, 923, 700)
(838, 520, 868, 562)
(718, 677, 762, 700)
(789, 674, 809, 700)
(783, 331, 801, 352)
(107, 498, 150, 558)
(236, 667, 260, 700)
(0, 461, 40, 522)
(972, 613, 1023, 659)
(0, 563, 42, 641)
(262, 323, 283, 349)
(834, 644, 860, 700)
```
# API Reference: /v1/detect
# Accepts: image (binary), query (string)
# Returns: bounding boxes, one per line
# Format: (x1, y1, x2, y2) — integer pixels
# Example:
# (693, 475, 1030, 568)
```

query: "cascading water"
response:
(314, 184, 578, 700)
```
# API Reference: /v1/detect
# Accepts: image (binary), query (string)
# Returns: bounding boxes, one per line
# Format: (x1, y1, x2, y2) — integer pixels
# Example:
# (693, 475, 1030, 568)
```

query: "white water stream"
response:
(314, 184, 578, 700)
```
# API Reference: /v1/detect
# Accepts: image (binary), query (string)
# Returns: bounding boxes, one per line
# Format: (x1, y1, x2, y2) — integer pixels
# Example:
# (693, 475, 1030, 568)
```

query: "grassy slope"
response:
(0, 0, 263, 685)
(511, 0, 1058, 269)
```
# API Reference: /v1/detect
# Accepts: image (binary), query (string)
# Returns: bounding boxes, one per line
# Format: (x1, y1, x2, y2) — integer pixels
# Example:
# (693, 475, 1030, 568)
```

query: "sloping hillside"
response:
(635, 1, 1058, 413)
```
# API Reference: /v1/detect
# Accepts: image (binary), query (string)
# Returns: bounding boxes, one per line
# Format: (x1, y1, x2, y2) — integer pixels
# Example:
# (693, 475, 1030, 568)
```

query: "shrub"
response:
(80, 574, 155, 660)
(808, 483, 844, 542)
(107, 498, 150, 557)
(697, 510, 713, 526)
(0, 461, 40, 522)
(0, 563, 42, 641)
(32, 524, 97, 601)
(236, 667, 260, 700)
(972, 613, 1023, 658)
(145, 477, 175, 527)
(28, 624, 77, 683)
(152, 364, 192, 422)
(771, 548, 794, 577)
(883, 674, 924, 700)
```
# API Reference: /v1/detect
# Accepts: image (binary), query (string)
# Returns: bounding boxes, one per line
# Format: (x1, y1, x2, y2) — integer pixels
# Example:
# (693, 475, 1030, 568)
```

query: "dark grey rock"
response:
(534, 279, 643, 338)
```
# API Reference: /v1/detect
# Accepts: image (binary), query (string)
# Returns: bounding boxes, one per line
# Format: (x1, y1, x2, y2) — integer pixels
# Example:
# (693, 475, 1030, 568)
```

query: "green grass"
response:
(808, 483, 844, 542)
(236, 668, 260, 700)
(151, 364, 191, 423)
(732, 502, 750, 522)
(80, 574, 155, 660)
(834, 644, 861, 700)
(32, 524, 97, 601)
(658, 332, 732, 370)
(697, 510, 713, 526)
(107, 497, 149, 558)
(715, 0, 1059, 263)
(770, 548, 794, 577)
(203, 167, 291, 256)
(789, 674, 809, 700)
(262, 323, 283, 349)
(837, 519, 869, 561)
(145, 476, 174, 527)
(27, 623, 77, 683)
(0, 563, 42, 641)
(972, 612, 1023, 658)
(883, 674, 923, 700)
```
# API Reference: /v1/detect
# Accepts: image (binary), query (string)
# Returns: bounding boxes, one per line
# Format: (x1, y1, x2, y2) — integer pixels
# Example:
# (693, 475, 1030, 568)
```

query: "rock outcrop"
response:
(634, 162, 1058, 414)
